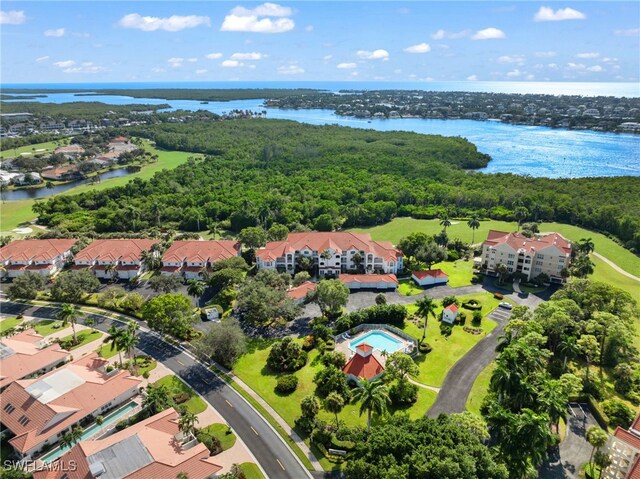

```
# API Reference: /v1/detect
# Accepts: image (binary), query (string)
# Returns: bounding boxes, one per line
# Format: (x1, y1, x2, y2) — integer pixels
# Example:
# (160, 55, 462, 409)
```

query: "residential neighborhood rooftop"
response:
(0, 239, 77, 262)
(161, 240, 241, 264)
(483, 230, 572, 255)
(74, 239, 158, 263)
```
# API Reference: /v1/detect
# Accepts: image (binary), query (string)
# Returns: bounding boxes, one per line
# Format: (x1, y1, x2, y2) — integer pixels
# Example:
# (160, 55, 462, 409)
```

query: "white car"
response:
(498, 302, 513, 310)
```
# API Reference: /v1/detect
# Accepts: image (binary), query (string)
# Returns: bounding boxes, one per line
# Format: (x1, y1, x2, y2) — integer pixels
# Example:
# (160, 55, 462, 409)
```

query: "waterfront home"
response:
(41, 165, 81, 181)
(0, 353, 142, 459)
(0, 239, 76, 278)
(339, 273, 398, 291)
(160, 240, 241, 280)
(412, 269, 449, 286)
(256, 232, 403, 277)
(73, 239, 159, 280)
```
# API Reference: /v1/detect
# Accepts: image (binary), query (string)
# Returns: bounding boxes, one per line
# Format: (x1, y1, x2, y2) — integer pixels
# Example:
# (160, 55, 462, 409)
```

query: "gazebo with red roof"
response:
(342, 343, 385, 383)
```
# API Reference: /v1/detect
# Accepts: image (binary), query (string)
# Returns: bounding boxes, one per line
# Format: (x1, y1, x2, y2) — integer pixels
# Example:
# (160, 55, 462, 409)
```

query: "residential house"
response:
(481, 230, 572, 283)
(412, 269, 449, 286)
(0, 239, 76, 278)
(73, 239, 159, 280)
(54, 145, 85, 159)
(160, 240, 241, 280)
(603, 414, 640, 479)
(0, 330, 70, 391)
(442, 304, 459, 324)
(339, 273, 398, 291)
(256, 232, 403, 277)
(0, 353, 142, 459)
(342, 343, 385, 382)
(41, 165, 81, 181)
(32, 408, 222, 479)
(286, 281, 317, 304)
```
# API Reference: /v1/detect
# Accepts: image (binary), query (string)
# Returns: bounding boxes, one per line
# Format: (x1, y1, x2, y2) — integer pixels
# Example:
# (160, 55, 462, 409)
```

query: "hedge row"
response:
(335, 304, 407, 333)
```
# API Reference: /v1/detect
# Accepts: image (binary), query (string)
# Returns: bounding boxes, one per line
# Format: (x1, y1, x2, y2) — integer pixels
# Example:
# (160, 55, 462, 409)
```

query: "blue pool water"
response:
(39, 401, 138, 464)
(350, 331, 403, 354)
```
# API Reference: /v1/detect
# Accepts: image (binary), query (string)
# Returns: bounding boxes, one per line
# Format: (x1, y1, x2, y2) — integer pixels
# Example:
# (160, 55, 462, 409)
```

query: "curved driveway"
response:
(0, 300, 312, 479)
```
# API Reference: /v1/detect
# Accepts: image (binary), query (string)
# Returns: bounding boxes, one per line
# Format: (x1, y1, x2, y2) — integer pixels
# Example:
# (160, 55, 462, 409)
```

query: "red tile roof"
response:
(0, 330, 70, 390)
(412, 269, 448, 280)
(54, 145, 84, 154)
(339, 274, 398, 284)
(614, 426, 640, 450)
(256, 232, 402, 262)
(629, 455, 640, 479)
(631, 413, 640, 433)
(0, 353, 142, 454)
(445, 304, 459, 312)
(483, 230, 572, 255)
(41, 165, 79, 179)
(0, 239, 76, 262)
(355, 343, 373, 353)
(74, 239, 158, 264)
(343, 352, 384, 380)
(33, 408, 222, 479)
(287, 281, 317, 300)
(162, 240, 240, 264)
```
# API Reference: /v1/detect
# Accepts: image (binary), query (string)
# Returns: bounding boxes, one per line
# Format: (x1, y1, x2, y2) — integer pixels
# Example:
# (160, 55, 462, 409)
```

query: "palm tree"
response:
(320, 249, 332, 260)
(143, 384, 173, 416)
(439, 214, 452, 232)
(558, 336, 580, 371)
(208, 222, 220, 239)
(542, 381, 568, 432)
(571, 255, 595, 278)
(467, 215, 481, 244)
(187, 279, 206, 303)
(126, 205, 141, 232)
(198, 265, 211, 282)
(61, 425, 84, 450)
(58, 303, 81, 344)
(96, 415, 105, 435)
(514, 206, 529, 230)
(141, 250, 160, 272)
(120, 329, 138, 374)
(416, 296, 438, 342)
(586, 426, 608, 470)
(324, 392, 345, 430)
(490, 363, 520, 404)
(496, 262, 509, 285)
(105, 263, 118, 281)
(178, 407, 199, 438)
(351, 379, 390, 433)
(578, 238, 595, 255)
(104, 324, 125, 365)
(150, 201, 163, 227)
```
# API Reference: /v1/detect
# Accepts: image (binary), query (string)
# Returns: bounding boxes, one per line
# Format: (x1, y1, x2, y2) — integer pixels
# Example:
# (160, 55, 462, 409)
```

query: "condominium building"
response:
(0, 239, 77, 278)
(481, 230, 572, 283)
(256, 232, 403, 277)
(73, 239, 159, 280)
(160, 240, 241, 280)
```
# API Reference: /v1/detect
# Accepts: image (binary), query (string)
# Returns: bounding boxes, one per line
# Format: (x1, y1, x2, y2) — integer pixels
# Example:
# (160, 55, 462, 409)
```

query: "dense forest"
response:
(0, 101, 170, 119)
(32, 119, 640, 252)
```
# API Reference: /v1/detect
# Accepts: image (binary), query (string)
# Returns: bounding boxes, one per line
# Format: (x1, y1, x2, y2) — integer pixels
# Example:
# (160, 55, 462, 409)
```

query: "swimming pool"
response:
(39, 401, 138, 464)
(349, 330, 403, 354)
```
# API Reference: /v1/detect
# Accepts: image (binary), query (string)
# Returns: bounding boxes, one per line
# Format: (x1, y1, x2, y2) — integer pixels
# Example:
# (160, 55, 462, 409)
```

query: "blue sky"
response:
(1, 1, 638, 83)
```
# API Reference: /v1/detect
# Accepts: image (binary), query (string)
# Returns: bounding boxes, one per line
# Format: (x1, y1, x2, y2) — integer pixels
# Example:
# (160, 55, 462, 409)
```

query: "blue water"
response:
(39, 401, 138, 464)
(3, 83, 640, 178)
(350, 331, 403, 354)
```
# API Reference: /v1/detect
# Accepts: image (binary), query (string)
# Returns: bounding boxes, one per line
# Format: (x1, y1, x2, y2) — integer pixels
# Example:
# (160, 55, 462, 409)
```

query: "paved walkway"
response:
(593, 252, 640, 282)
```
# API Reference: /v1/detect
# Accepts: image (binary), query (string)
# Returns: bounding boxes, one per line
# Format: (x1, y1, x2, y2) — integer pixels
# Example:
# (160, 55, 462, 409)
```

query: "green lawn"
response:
(200, 423, 237, 451)
(430, 259, 476, 287)
(1, 139, 201, 234)
(58, 329, 103, 349)
(0, 140, 63, 161)
(32, 319, 69, 336)
(239, 463, 266, 479)
(398, 278, 423, 296)
(591, 255, 640, 303)
(0, 317, 22, 334)
(154, 374, 207, 414)
(97, 342, 122, 359)
(466, 362, 496, 415)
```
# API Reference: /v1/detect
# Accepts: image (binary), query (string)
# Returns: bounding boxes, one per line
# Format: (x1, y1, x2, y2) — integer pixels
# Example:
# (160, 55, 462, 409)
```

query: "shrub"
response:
(312, 323, 332, 342)
(583, 378, 605, 401)
(602, 399, 635, 428)
(321, 351, 346, 369)
(302, 335, 315, 351)
(441, 296, 458, 307)
(462, 300, 482, 311)
(142, 371, 150, 380)
(472, 311, 483, 326)
(311, 423, 332, 447)
(389, 380, 418, 405)
(314, 366, 350, 399)
(375, 293, 387, 305)
(173, 392, 190, 404)
(196, 431, 223, 455)
(440, 323, 453, 337)
(335, 304, 407, 333)
(419, 342, 432, 354)
(276, 374, 299, 394)
(330, 434, 356, 451)
(324, 339, 336, 351)
(295, 415, 316, 434)
(267, 337, 308, 372)
(447, 250, 460, 261)
(457, 311, 467, 325)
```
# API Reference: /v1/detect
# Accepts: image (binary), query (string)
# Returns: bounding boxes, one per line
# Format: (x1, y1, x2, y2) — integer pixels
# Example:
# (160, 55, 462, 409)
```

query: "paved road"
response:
(0, 301, 313, 479)
(539, 403, 599, 479)
(427, 306, 512, 417)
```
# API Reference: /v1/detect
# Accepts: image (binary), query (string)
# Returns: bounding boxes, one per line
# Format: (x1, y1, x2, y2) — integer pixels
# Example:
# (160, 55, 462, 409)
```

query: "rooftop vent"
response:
(89, 461, 106, 477)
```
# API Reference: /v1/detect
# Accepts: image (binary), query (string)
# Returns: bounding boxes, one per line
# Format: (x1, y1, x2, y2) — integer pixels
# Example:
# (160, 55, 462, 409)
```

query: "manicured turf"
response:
(154, 374, 207, 414)
(591, 255, 640, 303)
(430, 259, 476, 287)
(97, 342, 123, 359)
(240, 463, 266, 479)
(33, 319, 69, 336)
(404, 292, 502, 387)
(398, 278, 423, 296)
(0, 317, 22, 334)
(0, 140, 63, 161)
(466, 362, 495, 415)
(200, 423, 237, 451)
(58, 329, 103, 349)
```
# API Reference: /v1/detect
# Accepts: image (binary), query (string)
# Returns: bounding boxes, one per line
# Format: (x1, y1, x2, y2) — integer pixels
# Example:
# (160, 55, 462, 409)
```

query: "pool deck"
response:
(335, 328, 413, 366)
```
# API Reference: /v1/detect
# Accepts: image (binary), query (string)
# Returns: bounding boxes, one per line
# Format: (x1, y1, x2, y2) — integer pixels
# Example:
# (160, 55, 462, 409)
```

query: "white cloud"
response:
(305, 25, 313, 32)
(350, 71, 358, 77)
(44, 28, 65, 37)
(221, 60, 243, 68)
(547, 63, 558, 69)
(535, 51, 557, 58)
(35, 56, 50, 63)
(187, 58, 198, 63)
(576, 52, 599, 59)
(230, 52, 264, 60)
(506, 69, 522, 78)
(586, 65, 603, 72)
(323, 54, 333, 61)
(152, 67, 166, 73)
(356, 49, 389, 60)
(118, 13, 210, 32)
(431, 29, 470, 40)
(1, 10, 26, 25)
(231, 3, 293, 17)
(497, 54, 525, 64)
(467, 74, 478, 81)
(567, 62, 586, 70)
(167, 57, 184, 68)
(54, 60, 75, 68)
(195, 69, 208, 74)
(472, 27, 506, 40)
(337, 62, 357, 69)
(206, 52, 223, 60)
(403, 43, 431, 54)
(534, 6, 586, 22)
(601, 57, 618, 64)
(62, 62, 107, 74)
(278, 64, 305, 75)
(221, 14, 294, 33)
(614, 28, 640, 37)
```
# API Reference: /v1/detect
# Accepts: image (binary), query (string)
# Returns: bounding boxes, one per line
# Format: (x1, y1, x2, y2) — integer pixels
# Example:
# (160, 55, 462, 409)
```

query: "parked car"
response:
(498, 302, 513, 310)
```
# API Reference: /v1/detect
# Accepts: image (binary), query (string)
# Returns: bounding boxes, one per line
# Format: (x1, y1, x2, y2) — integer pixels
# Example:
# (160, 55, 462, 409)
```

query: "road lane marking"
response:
(250, 426, 259, 436)
(176, 359, 185, 366)
(225, 399, 234, 408)
(276, 459, 285, 470)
